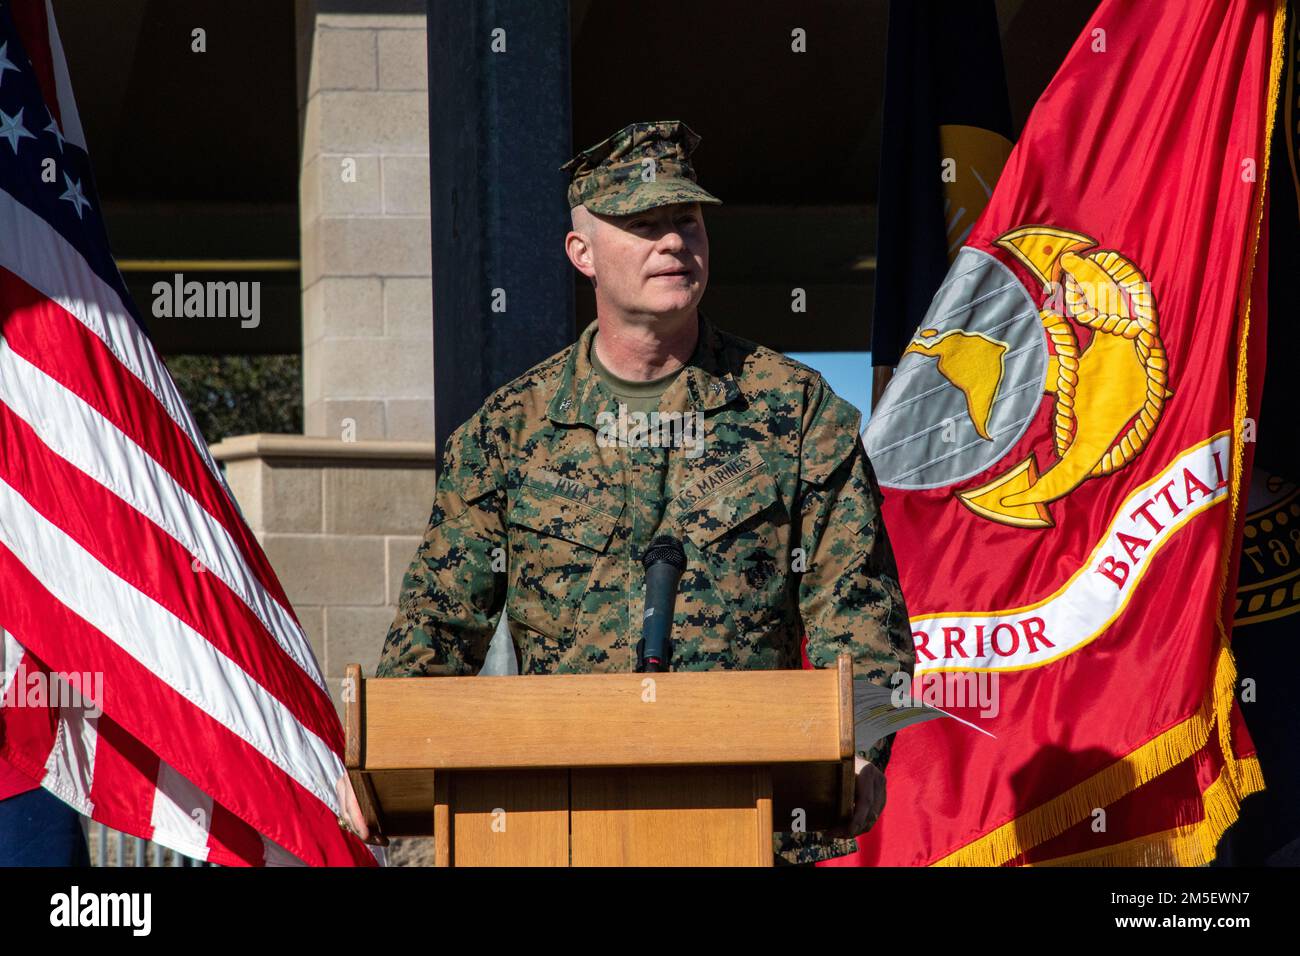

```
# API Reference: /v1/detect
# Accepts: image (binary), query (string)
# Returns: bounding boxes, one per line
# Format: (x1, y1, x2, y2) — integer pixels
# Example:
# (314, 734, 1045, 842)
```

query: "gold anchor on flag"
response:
(952, 225, 1172, 528)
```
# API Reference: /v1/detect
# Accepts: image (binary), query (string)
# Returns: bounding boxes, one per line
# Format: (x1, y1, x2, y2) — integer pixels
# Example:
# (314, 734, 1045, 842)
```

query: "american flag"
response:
(0, 0, 375, 866)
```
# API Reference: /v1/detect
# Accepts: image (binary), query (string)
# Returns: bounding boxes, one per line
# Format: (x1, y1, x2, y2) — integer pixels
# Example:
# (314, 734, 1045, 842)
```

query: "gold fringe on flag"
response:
(1025, 755, 1265, 867)
(1212, 0, 1286, 804)
(931, 666, 1216, 866)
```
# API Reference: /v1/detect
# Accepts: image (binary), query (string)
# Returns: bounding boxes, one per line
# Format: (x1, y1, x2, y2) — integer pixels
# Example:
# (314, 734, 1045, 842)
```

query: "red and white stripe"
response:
(0, 0, 374, 866)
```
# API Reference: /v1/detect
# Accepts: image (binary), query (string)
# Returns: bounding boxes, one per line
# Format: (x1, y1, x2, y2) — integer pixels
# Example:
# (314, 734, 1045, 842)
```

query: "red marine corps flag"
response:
(0, 1, 375, 865)
(843, 0, 1282, 866)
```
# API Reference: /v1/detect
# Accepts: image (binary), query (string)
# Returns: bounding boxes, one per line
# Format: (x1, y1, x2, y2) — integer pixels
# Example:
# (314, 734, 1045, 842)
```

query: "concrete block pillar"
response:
(297, 0, 435, 442)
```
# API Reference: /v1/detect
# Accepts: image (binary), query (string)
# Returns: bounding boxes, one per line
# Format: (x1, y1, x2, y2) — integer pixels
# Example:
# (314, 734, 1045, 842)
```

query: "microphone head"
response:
(642, 535, 686, 571)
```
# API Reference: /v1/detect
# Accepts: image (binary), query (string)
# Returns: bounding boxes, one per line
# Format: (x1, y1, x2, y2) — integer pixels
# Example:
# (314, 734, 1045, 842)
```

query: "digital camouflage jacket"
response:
(378, 312, 915, 864)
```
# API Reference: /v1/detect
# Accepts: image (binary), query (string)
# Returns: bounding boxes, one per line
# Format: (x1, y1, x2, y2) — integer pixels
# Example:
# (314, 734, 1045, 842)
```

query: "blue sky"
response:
(785, 351, 874, 424)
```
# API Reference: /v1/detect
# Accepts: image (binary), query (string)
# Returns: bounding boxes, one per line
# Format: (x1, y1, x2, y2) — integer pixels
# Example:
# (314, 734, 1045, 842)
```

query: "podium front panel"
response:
(442, 769, 569, 867)
(570, 766, 773, 866)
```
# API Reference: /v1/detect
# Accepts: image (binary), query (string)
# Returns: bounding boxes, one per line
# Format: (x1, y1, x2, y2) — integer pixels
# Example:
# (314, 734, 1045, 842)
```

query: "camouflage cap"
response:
(560, 120, 722, 215)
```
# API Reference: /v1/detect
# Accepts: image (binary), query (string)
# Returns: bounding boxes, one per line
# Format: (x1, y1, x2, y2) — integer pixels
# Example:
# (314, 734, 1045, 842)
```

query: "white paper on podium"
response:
(852, 680, 995, 753)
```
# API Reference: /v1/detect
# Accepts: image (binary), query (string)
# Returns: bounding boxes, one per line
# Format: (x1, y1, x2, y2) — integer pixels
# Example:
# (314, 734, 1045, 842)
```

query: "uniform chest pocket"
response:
(678, 464, 792, 634)
(505, 481, 623, 636)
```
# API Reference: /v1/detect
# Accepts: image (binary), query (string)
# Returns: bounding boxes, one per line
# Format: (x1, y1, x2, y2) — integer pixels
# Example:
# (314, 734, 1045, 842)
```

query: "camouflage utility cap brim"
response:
(560, 119, 723, 215)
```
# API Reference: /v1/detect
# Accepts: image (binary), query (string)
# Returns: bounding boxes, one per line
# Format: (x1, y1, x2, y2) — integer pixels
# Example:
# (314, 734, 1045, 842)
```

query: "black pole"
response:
(427, 0, 574, 468)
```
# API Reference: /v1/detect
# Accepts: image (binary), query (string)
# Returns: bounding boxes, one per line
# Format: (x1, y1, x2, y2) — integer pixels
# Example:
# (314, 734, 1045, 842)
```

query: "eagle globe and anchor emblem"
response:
(865, 225, 1172, 528)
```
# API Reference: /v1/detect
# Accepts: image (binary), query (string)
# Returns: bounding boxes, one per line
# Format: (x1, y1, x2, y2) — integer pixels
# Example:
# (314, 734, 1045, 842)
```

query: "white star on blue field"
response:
(44, 106, 64, 152)
(59, 172, 91, 219)
(0, 41, 19, 89)
(0, 106, 35, 153)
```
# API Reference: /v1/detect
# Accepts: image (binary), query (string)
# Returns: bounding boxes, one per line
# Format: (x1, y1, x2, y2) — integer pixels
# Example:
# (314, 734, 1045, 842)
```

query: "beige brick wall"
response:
(298, 6, 434, 442)
(213, 435, 436, 715)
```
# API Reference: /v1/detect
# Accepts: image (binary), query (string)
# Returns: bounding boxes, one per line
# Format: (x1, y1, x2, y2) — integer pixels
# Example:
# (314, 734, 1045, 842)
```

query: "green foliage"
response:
(164, 354, 302, 446)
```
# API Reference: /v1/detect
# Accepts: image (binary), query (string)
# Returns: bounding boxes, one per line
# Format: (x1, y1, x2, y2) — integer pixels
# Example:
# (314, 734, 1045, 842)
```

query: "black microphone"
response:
(636, 535, 687, 673)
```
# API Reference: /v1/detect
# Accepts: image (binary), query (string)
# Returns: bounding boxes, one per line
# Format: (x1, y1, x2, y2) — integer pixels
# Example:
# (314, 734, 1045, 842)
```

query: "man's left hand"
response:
(828, 756, 886, 840)
(336, 773, 388, 846)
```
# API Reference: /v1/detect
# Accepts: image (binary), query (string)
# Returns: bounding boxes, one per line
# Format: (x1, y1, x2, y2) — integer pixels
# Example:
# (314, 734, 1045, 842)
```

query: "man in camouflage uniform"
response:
(367, 121, 914, 865)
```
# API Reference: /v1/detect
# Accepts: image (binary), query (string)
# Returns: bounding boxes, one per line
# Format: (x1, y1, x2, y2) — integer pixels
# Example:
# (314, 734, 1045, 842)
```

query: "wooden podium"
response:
(343, 654, 857, 866)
